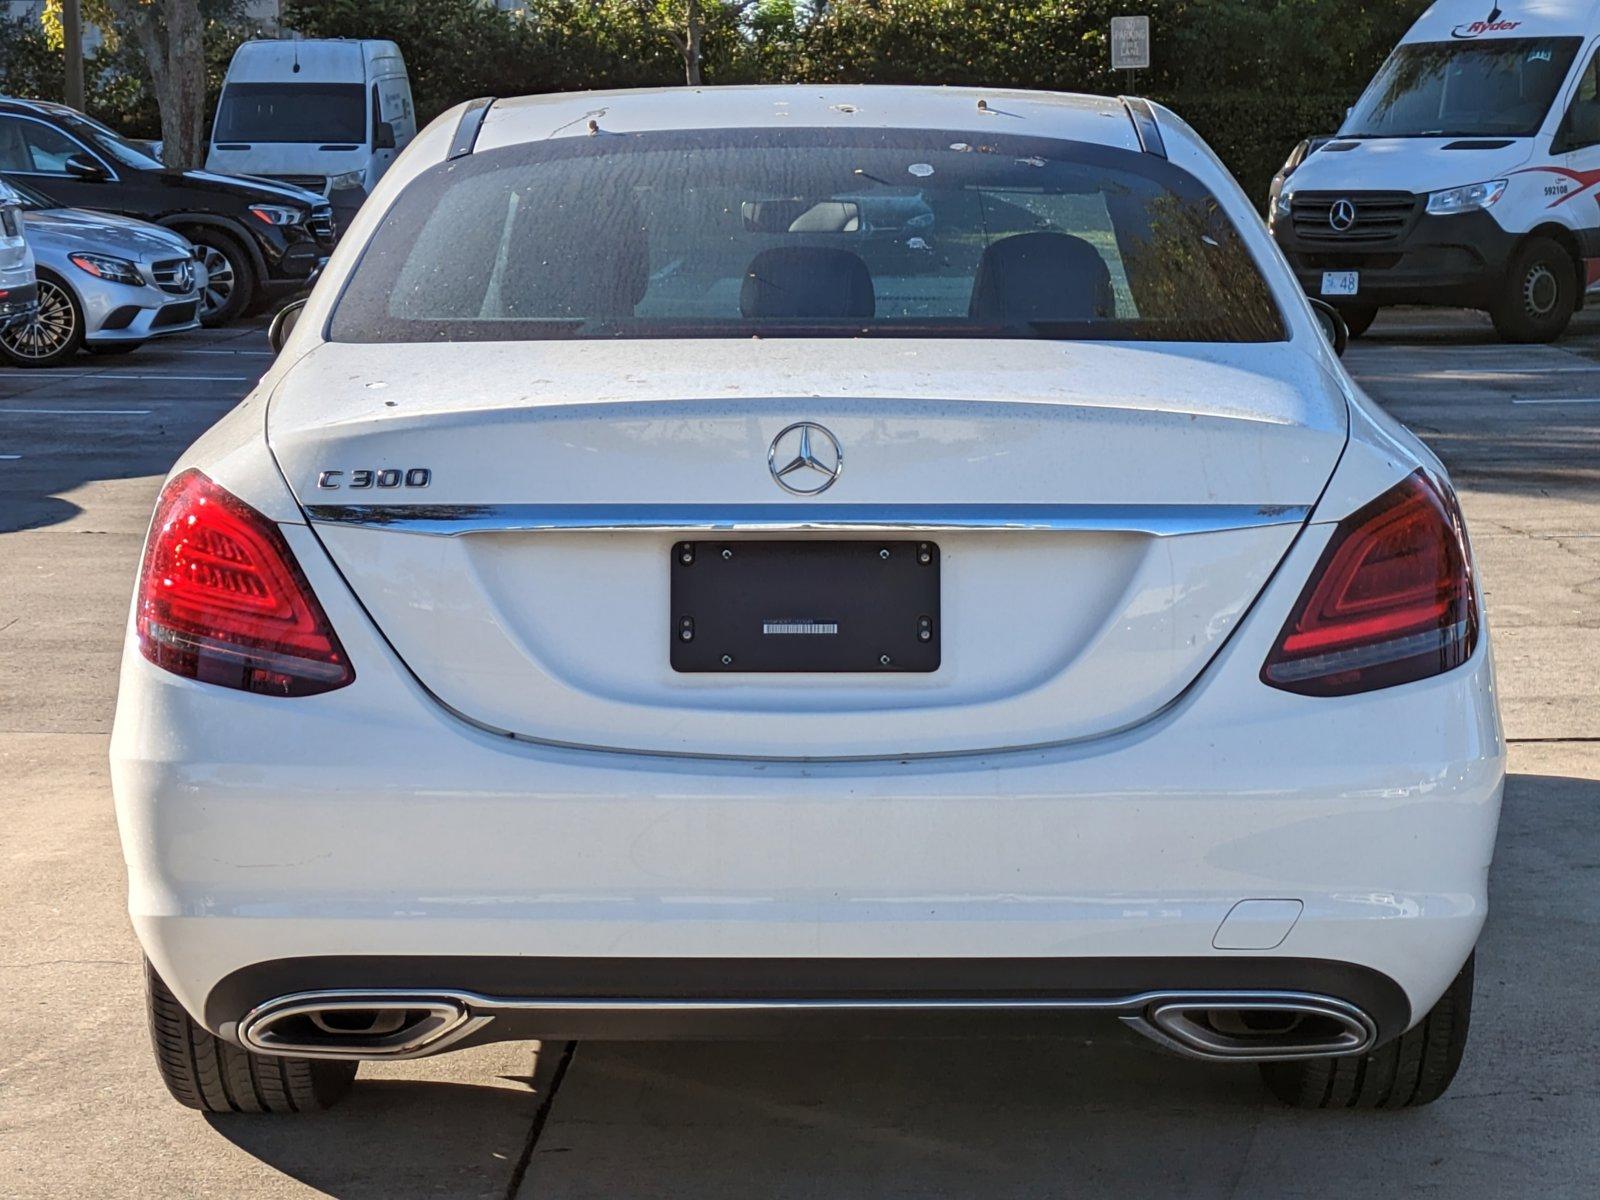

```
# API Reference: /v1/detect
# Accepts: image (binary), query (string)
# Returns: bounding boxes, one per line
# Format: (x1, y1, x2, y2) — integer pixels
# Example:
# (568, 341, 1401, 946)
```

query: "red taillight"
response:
(1262, 470, 1477, 697)
(136, 470, 354, 696)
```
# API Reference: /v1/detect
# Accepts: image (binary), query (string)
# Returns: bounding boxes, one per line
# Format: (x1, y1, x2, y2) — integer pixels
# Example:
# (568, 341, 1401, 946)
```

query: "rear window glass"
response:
(329, 127, 1284, 344)
(215, 83, 367, 144)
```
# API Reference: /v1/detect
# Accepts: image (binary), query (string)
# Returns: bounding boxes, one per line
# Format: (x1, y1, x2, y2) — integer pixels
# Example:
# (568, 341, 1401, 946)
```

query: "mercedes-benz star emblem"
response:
(768, 422, 843, 495)
(1329, 198, 1357, 232)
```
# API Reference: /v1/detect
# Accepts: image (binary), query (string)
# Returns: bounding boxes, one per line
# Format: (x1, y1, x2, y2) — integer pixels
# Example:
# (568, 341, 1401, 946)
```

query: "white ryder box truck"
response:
(1271, 0, 1600, 341)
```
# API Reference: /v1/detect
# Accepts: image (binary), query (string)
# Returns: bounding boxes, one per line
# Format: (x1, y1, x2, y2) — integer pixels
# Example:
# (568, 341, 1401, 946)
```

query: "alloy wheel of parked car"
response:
(194, 233, 254, 327)
(0, 272, 84, 367)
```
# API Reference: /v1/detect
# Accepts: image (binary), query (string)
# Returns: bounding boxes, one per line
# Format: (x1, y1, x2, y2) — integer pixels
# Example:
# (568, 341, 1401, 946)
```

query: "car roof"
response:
(225, 38, 404, 81)
(474, 85, 1143, 154)
(0, 97, 78, 116)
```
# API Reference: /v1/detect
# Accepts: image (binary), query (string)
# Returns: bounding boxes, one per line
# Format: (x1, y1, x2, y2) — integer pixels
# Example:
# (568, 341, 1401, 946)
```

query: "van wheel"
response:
(1491, 237, 1576, 342)
(192, 230, 256, 327)
(1337, 305, 1378, 338)
(145, 958, 356, 1113)
(1258, 953, 1473, 1109)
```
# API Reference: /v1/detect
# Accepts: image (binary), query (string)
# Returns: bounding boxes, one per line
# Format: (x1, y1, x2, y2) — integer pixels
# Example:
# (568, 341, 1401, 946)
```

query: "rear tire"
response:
(1258, 953, 1473, 1109)
(1338, 305, 1378, 338)
(1491, 236, 1576, 343)
(145, 958, 356, 1113)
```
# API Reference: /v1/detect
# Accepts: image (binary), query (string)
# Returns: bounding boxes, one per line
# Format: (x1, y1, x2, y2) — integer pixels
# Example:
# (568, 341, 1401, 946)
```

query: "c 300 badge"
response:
(316, 467, 431, 490)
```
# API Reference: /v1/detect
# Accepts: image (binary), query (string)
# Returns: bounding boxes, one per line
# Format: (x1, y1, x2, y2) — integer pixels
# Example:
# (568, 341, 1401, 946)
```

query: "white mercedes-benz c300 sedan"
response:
(112, 86, 1503, 1115)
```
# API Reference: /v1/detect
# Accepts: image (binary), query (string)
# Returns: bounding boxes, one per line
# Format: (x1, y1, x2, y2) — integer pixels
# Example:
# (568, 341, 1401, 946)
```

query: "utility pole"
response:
(62, 0, 85, 111)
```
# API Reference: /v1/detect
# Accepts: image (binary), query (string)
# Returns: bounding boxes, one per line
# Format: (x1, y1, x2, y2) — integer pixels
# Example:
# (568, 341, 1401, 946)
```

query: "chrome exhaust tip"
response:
(1123, 991, 1377, 1062)
(239, 992, 487, 1061)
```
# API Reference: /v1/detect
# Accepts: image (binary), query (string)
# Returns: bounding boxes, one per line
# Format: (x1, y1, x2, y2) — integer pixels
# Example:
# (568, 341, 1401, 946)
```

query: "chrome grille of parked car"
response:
(1289, 191, 1418, 244)
(151, 257, 196, 295)
(266, 174, 328, 193)
(309, 203, 337, 243)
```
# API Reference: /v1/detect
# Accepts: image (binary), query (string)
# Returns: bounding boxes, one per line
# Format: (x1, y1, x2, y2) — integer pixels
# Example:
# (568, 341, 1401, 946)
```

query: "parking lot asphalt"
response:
(1, 312, 1597, 1198)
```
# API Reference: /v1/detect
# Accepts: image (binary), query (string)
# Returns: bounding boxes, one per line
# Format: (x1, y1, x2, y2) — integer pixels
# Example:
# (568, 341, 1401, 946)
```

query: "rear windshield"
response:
(1344, 37, 1581, 138)
(215, 83, 366, 144)
(329, 127, 1285, 344)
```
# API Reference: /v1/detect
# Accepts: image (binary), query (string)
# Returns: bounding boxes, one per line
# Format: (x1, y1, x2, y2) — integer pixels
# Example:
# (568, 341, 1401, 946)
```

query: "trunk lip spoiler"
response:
(303, 502, 1310, 538)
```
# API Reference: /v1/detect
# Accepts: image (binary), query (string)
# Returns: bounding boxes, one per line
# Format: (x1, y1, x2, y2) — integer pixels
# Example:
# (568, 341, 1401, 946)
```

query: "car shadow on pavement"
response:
(0, 322, 271, 534)
(0, 398, 240, 534)
(204, 1078, 544, 1199)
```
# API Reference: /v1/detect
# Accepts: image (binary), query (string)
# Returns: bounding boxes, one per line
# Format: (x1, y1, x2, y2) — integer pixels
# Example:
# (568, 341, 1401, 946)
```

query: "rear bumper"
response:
(112, 523, 1505, 1049)
(1274, 209, 1519, 308)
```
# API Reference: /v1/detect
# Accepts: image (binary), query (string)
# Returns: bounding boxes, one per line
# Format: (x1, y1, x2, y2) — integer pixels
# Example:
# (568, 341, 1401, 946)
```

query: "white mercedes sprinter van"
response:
(206, 39, 416, 238)
(1271, 0, 1600, 342)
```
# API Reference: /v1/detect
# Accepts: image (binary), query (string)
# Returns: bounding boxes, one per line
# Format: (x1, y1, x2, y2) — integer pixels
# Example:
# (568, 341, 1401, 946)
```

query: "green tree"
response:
(39, 0, 249, 163)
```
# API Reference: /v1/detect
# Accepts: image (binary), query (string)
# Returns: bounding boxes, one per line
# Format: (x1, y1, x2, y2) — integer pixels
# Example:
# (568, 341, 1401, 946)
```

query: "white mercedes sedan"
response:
(112, 86, 1502, 1116)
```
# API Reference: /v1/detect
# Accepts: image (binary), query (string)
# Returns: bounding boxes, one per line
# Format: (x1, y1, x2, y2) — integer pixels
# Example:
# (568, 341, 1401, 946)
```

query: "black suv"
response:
(0, 98, 336, 324)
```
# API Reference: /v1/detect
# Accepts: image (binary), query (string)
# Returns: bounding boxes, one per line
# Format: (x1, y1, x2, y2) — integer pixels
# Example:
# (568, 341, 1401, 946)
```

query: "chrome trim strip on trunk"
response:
(303, 502, 1311, 538)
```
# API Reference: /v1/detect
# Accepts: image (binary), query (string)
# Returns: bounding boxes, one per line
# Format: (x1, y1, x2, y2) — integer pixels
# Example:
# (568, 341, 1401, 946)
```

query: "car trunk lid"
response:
(269, 338, 1346, 758)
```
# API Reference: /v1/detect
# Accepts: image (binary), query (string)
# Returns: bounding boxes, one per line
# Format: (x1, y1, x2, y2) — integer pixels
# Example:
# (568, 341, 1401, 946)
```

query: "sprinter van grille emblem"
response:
(768, 422, 844, 495)
(1329, 198, 1357, 232)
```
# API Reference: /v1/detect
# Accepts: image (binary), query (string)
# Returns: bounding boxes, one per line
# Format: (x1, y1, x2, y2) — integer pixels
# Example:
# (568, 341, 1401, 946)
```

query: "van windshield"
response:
(328, 128, 1285, 345)
(1344, 38, 1581, 137)
(215, 83, 366, 144)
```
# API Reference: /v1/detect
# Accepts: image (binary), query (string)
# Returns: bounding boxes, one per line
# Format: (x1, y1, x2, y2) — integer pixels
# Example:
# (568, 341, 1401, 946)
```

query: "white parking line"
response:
(0, 454, 20, 460)
(1509, 397, 1600, 405)
(1357, 365, 1600, 380)
(0, 408, 153, 415)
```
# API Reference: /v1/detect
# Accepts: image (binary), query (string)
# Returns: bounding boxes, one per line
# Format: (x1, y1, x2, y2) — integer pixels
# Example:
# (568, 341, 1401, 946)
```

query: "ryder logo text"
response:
(1452, 19, 1522, 39)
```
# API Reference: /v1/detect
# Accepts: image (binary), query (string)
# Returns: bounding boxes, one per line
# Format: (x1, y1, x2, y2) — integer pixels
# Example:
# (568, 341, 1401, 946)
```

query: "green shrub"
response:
(0, 15, 63, 102)
(1, 12, 268, 140)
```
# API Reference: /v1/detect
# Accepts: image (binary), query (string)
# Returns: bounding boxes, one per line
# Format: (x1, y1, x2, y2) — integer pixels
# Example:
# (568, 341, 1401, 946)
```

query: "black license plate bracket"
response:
(670, 540, 940, 673)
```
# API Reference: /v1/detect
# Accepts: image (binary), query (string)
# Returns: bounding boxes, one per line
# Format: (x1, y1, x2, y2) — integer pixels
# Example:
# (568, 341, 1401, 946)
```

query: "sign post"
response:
(1110, 15, 1151, 94)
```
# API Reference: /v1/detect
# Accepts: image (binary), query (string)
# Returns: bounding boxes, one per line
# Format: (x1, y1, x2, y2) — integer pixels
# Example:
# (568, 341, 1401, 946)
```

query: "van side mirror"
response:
(1308, 299, 1349, 357)
(374, 121, 397, 151)
(268, 298, 306, 354)
(64, 152, 108, 181)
